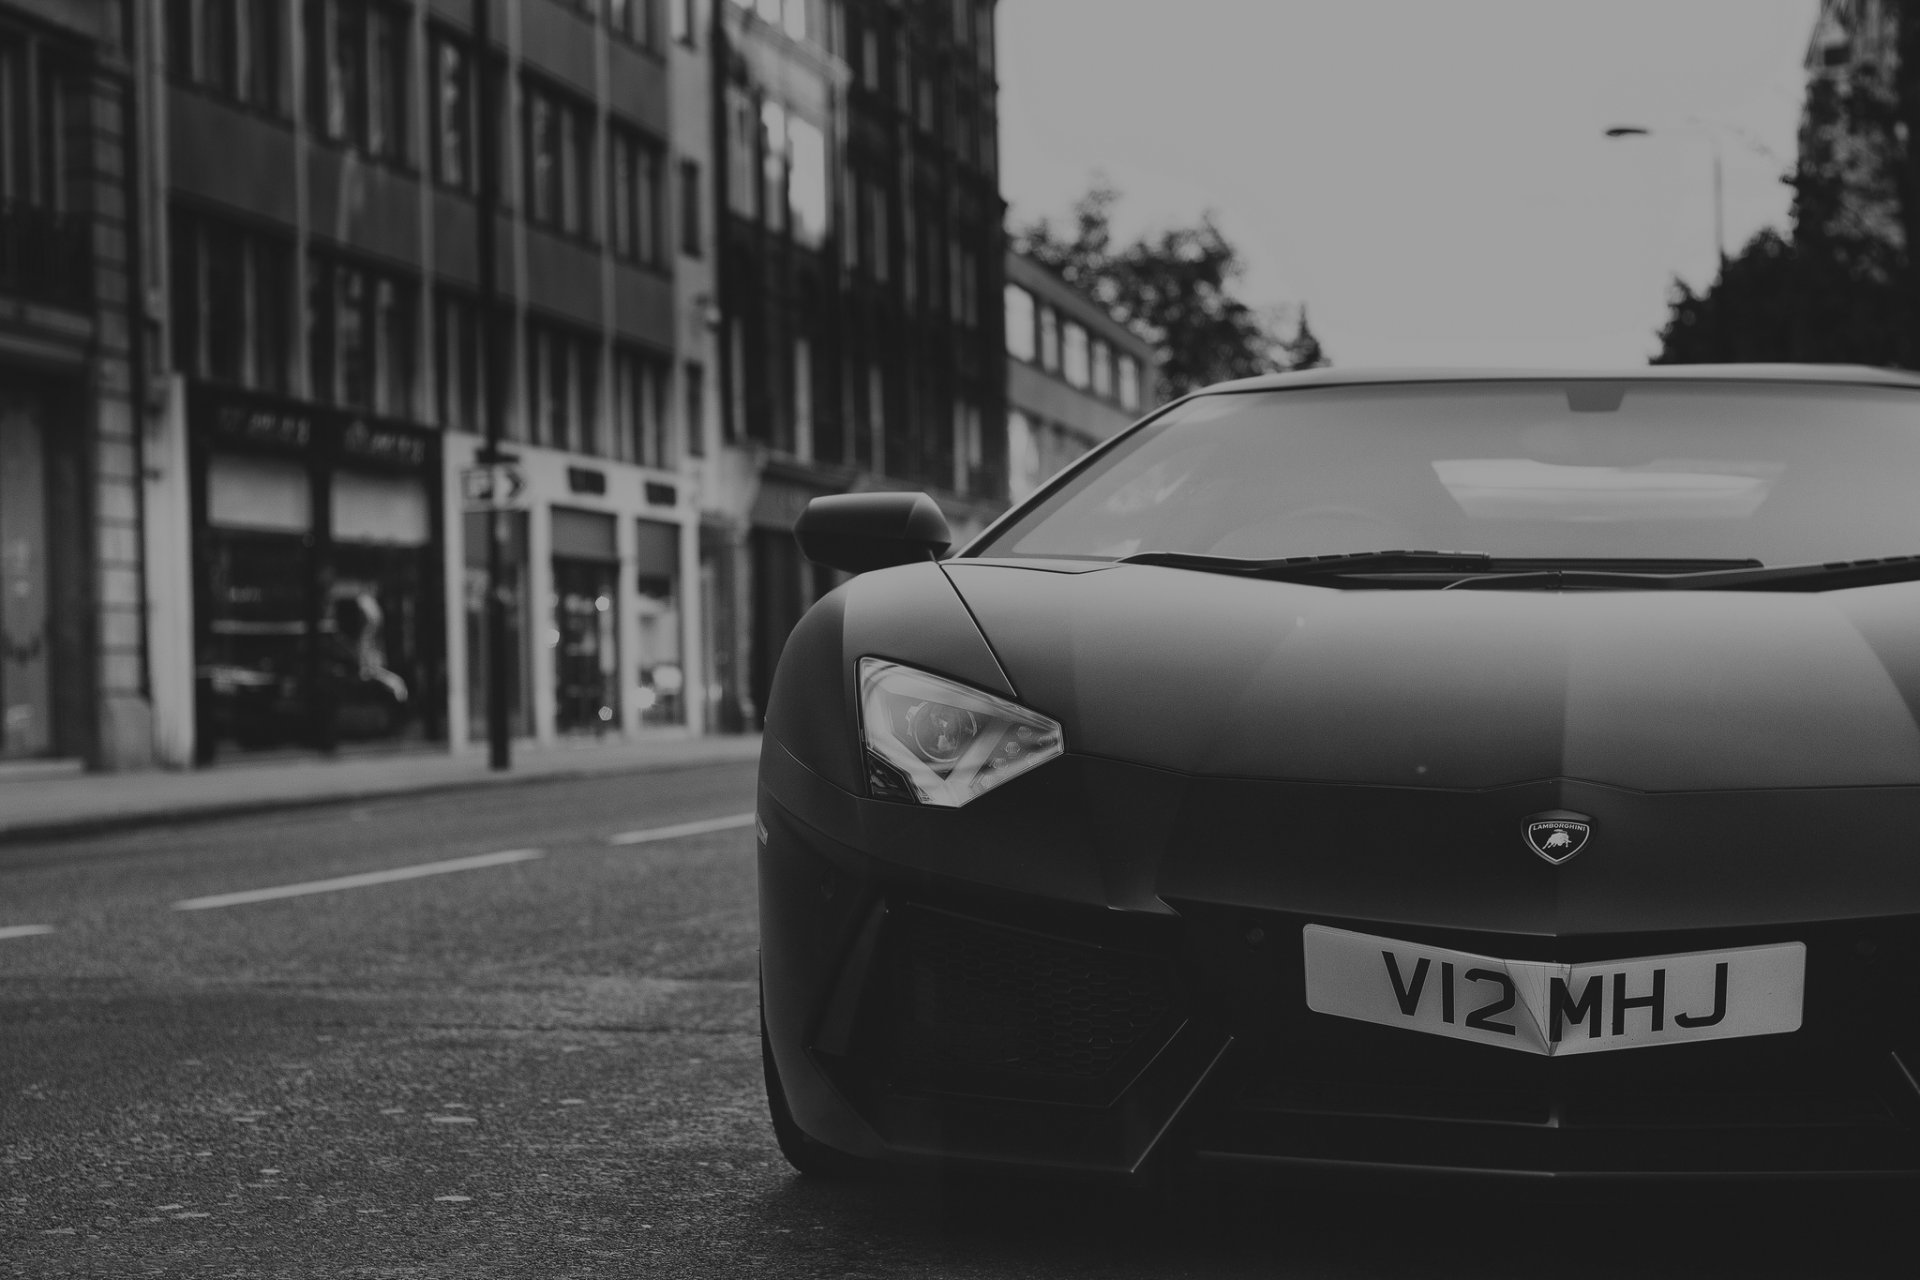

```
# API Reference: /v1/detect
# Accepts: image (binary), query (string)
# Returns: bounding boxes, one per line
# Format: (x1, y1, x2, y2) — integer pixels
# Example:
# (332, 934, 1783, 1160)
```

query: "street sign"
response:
(461, 463, 527, 509)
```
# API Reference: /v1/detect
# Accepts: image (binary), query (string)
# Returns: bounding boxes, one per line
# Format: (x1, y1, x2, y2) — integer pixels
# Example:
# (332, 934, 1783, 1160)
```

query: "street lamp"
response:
(1604, 123, 1726, 267)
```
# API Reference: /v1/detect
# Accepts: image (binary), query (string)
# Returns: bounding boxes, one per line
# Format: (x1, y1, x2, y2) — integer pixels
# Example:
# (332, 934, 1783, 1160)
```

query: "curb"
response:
(0, 741, 763, 850)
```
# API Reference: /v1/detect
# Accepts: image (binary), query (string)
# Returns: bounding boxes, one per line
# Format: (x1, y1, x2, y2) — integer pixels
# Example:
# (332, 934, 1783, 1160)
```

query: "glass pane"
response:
(1005, 284, 1034, 361)
(553, 558, 620, 732)
(986, 383, 1920, 565)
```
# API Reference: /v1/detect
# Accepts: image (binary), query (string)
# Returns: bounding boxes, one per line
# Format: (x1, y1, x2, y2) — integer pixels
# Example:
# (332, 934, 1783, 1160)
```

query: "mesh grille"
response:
(879, 906, 1178, 1088)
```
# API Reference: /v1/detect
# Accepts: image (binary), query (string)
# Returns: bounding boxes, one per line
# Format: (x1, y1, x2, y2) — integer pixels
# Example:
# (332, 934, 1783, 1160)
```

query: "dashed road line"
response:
(173, 848, 545, 911)
(0, 924, 55, 941)
(607, 813, 756, 847)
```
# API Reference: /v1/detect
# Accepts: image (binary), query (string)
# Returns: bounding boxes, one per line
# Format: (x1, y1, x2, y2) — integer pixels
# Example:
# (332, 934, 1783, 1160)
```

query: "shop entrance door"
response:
(0, 397, 52, 758)
(552, 557, 619, 733)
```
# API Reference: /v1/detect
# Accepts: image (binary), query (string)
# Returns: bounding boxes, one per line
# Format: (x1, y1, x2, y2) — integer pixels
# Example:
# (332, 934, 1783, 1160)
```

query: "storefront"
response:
(444, 435, 703, 748)
(188, 383, 445, 761)
(0, 377, 86, 762)
(551, 507, 621, 733)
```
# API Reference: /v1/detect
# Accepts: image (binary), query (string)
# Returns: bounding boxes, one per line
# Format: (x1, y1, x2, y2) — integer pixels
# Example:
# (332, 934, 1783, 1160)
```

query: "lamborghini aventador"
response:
(758, 365, 1920, 1183)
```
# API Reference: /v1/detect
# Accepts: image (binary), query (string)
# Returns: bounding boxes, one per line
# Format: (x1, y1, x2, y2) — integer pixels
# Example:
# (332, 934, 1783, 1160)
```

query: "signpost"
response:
(461, 462, 527, 509)
(476, 0, 510, 771)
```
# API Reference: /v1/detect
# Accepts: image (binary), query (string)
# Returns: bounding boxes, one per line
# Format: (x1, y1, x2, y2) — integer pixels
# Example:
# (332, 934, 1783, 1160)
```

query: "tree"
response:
(1654, 2, 1920, 367)
(1282, 306, 1328, 370)
(1013, 181, 1325, 398)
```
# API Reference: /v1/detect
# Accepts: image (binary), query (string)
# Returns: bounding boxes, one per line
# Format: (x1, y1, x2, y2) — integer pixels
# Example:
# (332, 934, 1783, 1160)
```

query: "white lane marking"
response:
(0, 924, 55, 941)
(173, 849, 544, 911)
(607, 813, 756, 847)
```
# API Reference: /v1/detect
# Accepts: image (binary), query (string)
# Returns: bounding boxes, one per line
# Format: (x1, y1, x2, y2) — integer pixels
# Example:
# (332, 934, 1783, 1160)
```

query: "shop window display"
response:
(190, 386, 443, 760)
(634, 519, 683, 726)
(551, 507, 620, 734)
(553, 559, 620, 732)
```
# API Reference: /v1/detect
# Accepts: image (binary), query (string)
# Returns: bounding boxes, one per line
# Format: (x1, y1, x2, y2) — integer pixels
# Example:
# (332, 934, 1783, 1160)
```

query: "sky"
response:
(997, 0, 1821, 368)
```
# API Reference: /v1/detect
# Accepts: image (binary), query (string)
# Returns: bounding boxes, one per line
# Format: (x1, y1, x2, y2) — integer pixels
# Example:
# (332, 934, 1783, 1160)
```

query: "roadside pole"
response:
(475, 0, 510, 770)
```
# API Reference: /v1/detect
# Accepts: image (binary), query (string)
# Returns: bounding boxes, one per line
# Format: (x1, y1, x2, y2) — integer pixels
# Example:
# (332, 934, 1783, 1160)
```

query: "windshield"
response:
(974, 381, 1920, 566)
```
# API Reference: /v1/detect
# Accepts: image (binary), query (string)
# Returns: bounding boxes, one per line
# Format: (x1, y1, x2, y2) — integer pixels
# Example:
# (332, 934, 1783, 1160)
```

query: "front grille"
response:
(871, 904, 1181, 1103)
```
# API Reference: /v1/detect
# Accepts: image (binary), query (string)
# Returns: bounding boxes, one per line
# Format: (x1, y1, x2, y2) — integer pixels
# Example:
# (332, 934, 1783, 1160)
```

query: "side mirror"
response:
(794, 492, 951, 574)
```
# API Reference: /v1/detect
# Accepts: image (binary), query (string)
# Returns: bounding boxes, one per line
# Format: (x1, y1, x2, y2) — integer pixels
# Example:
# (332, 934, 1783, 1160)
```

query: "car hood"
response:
(942, 560, 1920, 791)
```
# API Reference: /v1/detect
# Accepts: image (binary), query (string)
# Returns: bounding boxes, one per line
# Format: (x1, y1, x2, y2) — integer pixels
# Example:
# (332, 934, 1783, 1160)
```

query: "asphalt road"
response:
(1, 760, 1912, 1278)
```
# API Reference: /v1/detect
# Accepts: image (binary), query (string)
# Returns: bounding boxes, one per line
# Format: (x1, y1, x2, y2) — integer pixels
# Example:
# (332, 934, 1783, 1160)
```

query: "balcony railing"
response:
(0, 200, 91, 310)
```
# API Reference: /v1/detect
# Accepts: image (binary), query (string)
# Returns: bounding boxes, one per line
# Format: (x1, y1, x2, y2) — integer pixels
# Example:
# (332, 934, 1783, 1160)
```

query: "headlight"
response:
(856, 658, 1064, 807)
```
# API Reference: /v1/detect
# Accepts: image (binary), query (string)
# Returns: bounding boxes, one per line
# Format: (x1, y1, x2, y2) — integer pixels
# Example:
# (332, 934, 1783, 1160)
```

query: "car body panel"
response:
(943, 561, 1920, 791)
(758, 367, 1920, 1182)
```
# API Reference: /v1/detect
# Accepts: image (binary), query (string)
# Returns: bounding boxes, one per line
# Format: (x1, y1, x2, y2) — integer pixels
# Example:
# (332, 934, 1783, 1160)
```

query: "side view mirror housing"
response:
(794, 492, 951, 574)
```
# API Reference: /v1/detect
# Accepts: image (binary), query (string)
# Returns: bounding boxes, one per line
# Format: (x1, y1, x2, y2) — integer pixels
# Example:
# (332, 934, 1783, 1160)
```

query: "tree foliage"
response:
(1654, 4, 1920, 367)
(1012, 181, 1326, 398)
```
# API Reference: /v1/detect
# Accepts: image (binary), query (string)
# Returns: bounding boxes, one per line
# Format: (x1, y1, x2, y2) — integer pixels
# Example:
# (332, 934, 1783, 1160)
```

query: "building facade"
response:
(1, 0, 152, 770)
(150, 0, 712, 765)
(1003, 248, 1158, 504)
(1801, 0, 1906, 259)
(709, 0, 1006, 726)
(9, 0, 1013, 770)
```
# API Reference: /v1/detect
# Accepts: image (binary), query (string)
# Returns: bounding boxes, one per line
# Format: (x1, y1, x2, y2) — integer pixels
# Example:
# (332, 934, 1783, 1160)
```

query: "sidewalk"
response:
(0, 733, 764, 845)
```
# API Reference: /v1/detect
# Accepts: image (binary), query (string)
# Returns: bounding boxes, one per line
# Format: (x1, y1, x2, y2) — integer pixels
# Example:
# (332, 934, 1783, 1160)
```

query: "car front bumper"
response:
(757, 738, 1920, 1183)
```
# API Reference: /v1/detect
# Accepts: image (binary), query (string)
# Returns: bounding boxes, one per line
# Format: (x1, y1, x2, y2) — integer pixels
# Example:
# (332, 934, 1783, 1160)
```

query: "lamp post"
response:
(1604, 124, 1727, 268)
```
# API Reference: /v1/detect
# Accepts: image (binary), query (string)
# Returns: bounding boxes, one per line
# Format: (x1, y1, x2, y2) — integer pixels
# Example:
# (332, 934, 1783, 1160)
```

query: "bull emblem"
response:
(1524, 814, 1592, 864)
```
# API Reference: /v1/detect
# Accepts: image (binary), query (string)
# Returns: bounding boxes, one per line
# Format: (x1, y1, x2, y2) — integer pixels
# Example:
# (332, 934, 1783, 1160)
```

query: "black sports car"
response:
(757, 365, 1920, 1184)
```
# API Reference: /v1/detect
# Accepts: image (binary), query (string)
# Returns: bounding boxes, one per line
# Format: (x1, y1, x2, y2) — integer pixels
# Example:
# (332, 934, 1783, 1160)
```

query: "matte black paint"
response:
(758, 370, 1920, 1181)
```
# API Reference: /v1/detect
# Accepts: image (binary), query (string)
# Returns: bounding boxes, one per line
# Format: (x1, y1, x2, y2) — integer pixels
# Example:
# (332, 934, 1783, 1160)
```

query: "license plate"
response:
(1302, 925, 1805, 1056)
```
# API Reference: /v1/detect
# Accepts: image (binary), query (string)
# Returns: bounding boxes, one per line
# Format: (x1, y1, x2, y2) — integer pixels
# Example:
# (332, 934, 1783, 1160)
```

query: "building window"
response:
(865, 180, 889, 281)
(429, 29, 473, 190)
(781, 0, 807, 42)
(786, 115, 827, 248)
(633, 518, 683, 726)
(760, 101, 787, 235)
(953, 400, 982, 496)
(678, 158, 703, 256)
(916, 70, 936, 135)
(523, 77, 595, 240)
(434, 292, 486, 432)
(307, 0, 409, 164)
(1038, 305, 1059, 372)
(683, 360, 705, 457)
(610, 125, 664, 265)
(1091, 338, 1113, 400)
(1006, 407, 1039, 502)
(948, 242, 977, 327)
(838, 168, 858, 267)
(1005, 285, 1035, 361)
(792, 335, 813, 460)
(171, 207, 293, 394)
(525, 321, 601, 454)
(613, 347, 671, 467)
(308, 251, 416, 417)
(725, 87, 757, 219)
(1063, 321, 1090, 389)
(167, 0, 283, 113)
(670, 0, 699, 46)
(609, 0, 660, 49)
(859, 24, 880, 90)
(1118, 355, 1141, 412)
(867, 360, 886, 474)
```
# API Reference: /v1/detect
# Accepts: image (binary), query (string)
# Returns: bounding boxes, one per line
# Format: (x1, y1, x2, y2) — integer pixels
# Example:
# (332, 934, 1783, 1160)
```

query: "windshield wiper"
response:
(1117, 550, 1761, 585)
(1118, 549, 1498, 578)
(1662, 554, 1920, 592)
(1119, 549, 1920, 592)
